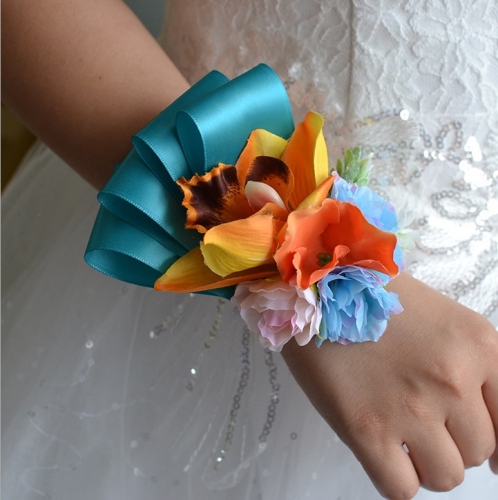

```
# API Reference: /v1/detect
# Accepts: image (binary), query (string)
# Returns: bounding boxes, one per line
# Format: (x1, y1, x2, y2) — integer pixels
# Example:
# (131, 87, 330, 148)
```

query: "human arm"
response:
(282, 272, 498, 499)
(1, 0, 189, 189)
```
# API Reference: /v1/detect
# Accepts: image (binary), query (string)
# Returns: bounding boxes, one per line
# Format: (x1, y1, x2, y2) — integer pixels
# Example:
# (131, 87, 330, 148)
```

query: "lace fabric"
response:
(2, 1, 498, 499)
(162, 0, 498, 323)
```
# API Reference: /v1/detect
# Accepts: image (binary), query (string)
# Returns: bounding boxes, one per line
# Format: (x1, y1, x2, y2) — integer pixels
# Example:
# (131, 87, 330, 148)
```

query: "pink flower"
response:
(232, 278, 322, 352)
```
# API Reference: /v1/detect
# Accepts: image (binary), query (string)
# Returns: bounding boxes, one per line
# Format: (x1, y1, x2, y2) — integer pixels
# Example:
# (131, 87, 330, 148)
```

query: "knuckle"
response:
(465, 455, 486, 468)
(422, 469, 464, 492)
(465, 444, 496, 468)
(490, 454, 498, 474)
(386, 484, 419, 500)
(443, 470, 465, 491)
(466, 313, 498, 352)
(428, 358, 467, 399)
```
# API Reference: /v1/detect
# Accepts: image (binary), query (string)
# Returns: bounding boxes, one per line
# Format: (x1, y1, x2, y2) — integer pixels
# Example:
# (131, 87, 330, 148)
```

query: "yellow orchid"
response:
(154, 111, 332, 293)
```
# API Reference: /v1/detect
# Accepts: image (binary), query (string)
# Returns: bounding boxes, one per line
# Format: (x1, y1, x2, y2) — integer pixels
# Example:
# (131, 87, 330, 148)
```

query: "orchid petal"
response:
(281, 111, 329, 209)
(257, 201, 290, 222)
(154, 247, 278, 293)
(177, 164, 252, 233)
(245, 181, 287, 212)
(245, 156, 294, 208)
(235, 129, 288, 186)
(201, 212, 284, 277)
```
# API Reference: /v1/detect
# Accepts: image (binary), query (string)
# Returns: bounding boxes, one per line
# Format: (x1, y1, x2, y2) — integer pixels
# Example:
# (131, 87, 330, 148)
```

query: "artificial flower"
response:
(331, 173, 406, 270)
(331, 173, 399, 233)
(232, 278, 322, 352)
(155, 112, 333, 292)
(317, 266, 403, 345)
(273, 198, 400, 290)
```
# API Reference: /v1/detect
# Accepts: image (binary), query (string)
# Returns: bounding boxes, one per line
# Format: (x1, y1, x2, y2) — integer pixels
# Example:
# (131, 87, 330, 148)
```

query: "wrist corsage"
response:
(86, 64, 406, 352)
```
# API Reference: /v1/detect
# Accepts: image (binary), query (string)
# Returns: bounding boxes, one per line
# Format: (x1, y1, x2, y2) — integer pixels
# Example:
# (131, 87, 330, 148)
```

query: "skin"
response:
(2, 0, 189, 189)
(283, 273, 498, 499)
(3, 1, 497, 498)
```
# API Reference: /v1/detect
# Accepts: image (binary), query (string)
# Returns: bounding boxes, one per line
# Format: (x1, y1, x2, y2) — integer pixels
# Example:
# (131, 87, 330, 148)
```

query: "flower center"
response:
(317, 252, 332, 267)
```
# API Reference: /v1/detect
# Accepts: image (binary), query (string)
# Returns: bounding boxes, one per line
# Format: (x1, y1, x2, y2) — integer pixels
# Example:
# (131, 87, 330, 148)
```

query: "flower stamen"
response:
(318, 253, 333, 267)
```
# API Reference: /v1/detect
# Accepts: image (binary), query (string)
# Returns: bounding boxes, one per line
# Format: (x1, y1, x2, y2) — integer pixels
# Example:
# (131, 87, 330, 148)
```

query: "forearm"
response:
(2, 0, 189, 189)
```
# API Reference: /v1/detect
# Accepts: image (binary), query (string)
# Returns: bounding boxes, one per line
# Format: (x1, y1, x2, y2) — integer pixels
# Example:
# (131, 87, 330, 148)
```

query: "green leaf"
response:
(334, 147, 372, 185)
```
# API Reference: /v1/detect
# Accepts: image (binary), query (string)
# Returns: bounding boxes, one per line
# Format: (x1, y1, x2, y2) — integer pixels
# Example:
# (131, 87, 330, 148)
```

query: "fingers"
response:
(490, 446, 498, 474)
(480, 322, 498, 474)
(353, 442, 420, 500)
(354, 409, 493, 499)
(483, 379, 498, 474)
(404, 427, 464, 492)
(446, 395, 496, 468)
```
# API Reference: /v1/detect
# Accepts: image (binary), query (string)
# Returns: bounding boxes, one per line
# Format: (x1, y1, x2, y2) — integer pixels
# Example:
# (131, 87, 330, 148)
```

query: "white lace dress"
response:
(3, 1, 498, 499)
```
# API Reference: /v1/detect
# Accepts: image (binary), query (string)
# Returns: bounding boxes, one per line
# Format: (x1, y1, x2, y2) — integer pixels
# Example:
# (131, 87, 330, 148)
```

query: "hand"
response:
(281, 273, 498, 499)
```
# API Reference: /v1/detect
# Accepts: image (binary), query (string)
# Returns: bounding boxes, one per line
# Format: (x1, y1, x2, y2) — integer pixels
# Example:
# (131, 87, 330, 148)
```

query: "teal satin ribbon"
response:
(85, 64, 294, 299)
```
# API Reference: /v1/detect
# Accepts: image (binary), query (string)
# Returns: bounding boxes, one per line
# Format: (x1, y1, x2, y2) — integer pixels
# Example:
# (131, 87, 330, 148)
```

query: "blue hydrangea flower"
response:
(331, 173, 404, 270)
(317, 266, 403, 345)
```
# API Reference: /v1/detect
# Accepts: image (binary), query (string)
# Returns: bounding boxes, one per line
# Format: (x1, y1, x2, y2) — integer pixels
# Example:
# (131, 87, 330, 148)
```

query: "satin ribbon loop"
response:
(176, 64, 294, 174)
(97, 151, 201, 256)
(132, 70, 230, 199)
(85, 64, 294, 297)
(86, 207, 178, 287)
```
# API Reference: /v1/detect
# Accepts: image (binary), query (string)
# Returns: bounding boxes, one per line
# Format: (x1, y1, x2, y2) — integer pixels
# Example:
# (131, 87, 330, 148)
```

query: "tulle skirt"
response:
(2, 142, 498, 499)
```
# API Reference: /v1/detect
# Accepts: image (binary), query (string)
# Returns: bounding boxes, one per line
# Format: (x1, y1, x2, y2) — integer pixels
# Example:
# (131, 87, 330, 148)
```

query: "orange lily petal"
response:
(314, 129, 329, 185)
(201, 210, 285, 277)
(296, 175, 335, 210)
(281, 111, 329, 209)
(274, 176, 334, 248)
(323, 202, 399, 276)
(289, 243, 351, 288)
(154, 247, 278, 293)
(274, 199, 398, 289)
(235, 129, 288, 186)
(177, 164, 252, 233)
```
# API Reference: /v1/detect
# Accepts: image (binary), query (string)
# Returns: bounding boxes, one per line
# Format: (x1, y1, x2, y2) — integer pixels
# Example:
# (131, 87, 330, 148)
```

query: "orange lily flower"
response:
(274, 199, 399, 290)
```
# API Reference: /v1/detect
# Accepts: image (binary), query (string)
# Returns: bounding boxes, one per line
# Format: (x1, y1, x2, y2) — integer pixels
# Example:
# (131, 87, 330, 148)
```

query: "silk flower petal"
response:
(281, 111, 329, 209)
(201, 212, 284, 276)
(154, 247, 278, 292)
(235, 129, 288, 186)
